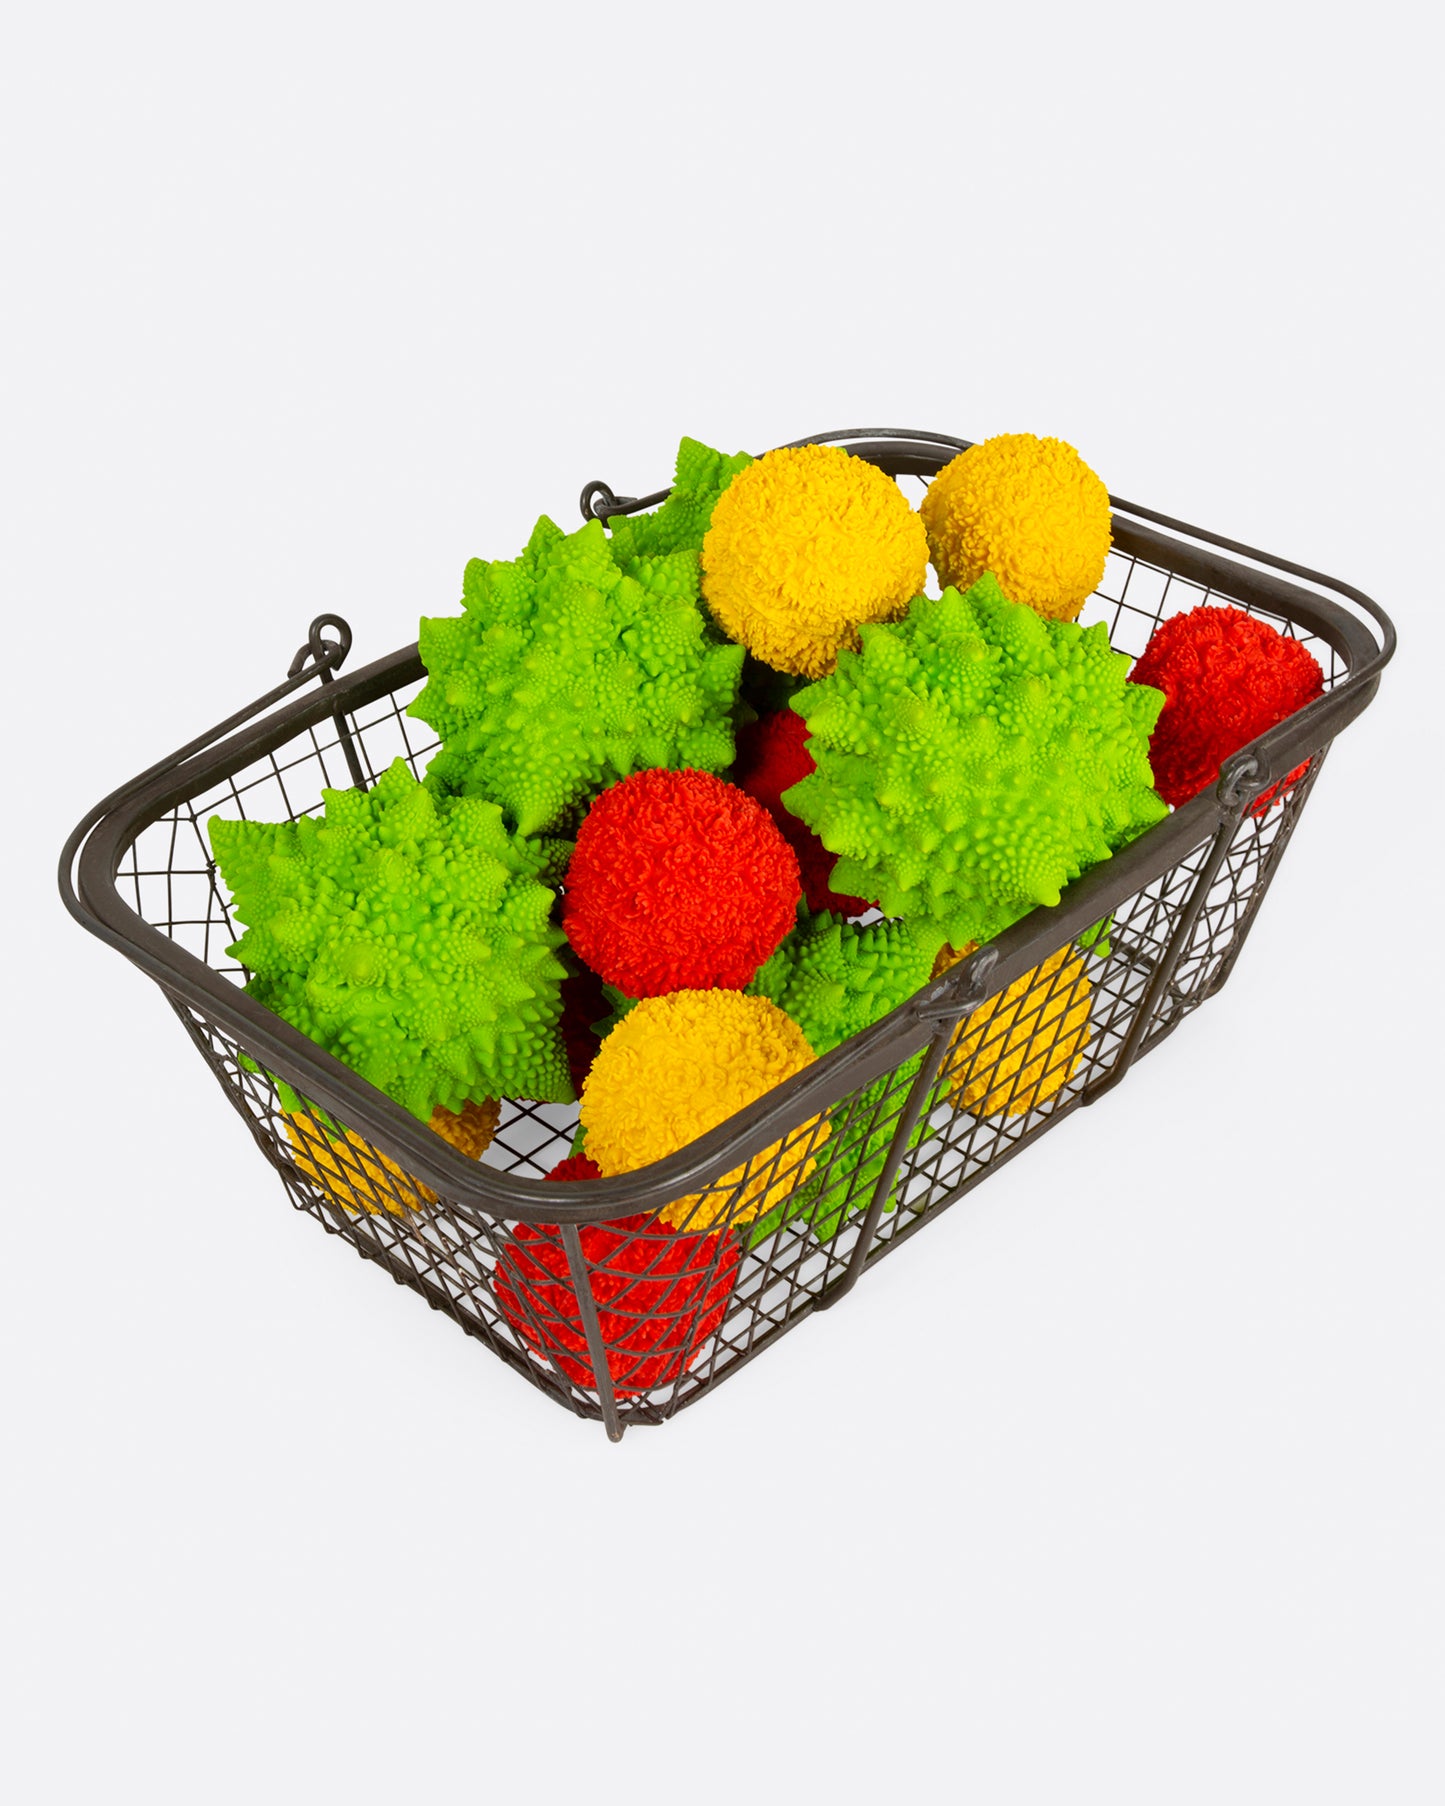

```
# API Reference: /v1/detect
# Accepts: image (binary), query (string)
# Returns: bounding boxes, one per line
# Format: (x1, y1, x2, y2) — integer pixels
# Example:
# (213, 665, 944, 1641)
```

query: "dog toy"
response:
(1127, 603, 1324, 808)
(934, 943, 1092, 1117)
(745, 913, 937, 1243)
(603, 435, 754, 571)
(412, 511, 742, 834)
(785, 576, 1168, 950)
(284, 1096, 500, 1218)
(562, 768, 800, 995)
(747, 910, 936, 1056)
(580, 989, 827, 1230)
(701, 442, 928, 676)
(920, 433, 1111, 621)
(732, 709, 871, 914)
(210, 759, 572, 1117)
(491, 1153, 741, 1395)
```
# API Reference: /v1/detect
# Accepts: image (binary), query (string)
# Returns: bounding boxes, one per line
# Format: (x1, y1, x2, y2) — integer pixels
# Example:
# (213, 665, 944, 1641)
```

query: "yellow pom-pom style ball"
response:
(701, 442, 929, 677)
(285, 1113, 435, 1217)
(430, 1096, 502, 1161)
(933, 943, 1092, 1117)
(579, 989, 829, 1230)
(285, 1096, 500, 1217)
(919, 434, 1111, 622)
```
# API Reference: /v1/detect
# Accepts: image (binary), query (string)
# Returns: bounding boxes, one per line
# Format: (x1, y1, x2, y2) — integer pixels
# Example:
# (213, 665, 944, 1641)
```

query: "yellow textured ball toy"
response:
(919, 434, 1112, 622)
(285, 1096, 500, 1217)
(933, 943, 1092, 1118)
(701, 442, 929, 677)
(285, 1113, 435, 1217)
(579, 990, 829, 1230)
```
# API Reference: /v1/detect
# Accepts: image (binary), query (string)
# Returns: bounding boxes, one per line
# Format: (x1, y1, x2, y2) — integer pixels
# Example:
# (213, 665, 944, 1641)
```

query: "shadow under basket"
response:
(60, 428, 1395, 1440)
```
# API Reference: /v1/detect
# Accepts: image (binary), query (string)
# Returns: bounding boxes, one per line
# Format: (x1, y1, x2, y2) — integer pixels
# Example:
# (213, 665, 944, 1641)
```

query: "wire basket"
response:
(60, 428, 1394, 1439)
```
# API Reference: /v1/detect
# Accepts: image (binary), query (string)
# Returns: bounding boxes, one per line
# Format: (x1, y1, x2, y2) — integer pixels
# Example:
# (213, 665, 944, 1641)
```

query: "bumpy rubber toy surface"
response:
(283, 1094, 500, 1216)
(544, 1154, 604, 1182)
(920, 433, 1112, 622)
(935, 943, 1092, 1117)
(603, 435, 754, 568)
(429, 1096, 502, 1160)
(747, 910, 936, 1057)
(746, 912, 938, 1244)
(562, 768, 801, 996)
(1127, 603, 1324, 808)
(701, 443, 929, 677)
(284, 1112, 435, 1218)
(579, 990, 827, 1231)
(732, 709, 871, 915)
(210, 759, 572, 1118)
(492, 1196, 741, 1397)
(412, 509, 742, 835)
(785, 576, 1168, 950)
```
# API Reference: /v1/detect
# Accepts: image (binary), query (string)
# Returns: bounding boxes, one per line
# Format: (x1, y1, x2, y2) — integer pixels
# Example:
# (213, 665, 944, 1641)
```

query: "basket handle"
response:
(59, 614, 354, 942)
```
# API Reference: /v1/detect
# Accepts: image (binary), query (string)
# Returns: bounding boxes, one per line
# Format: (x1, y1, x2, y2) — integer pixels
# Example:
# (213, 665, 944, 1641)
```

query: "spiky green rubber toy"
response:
(784, 576, 1168, 950)
(209, 759, 572, 1118)
(412, 492, 744, 836)
(604, 435, 754, 572)
(747, 910, 936, 1056)
(746, 912, 938, 1244)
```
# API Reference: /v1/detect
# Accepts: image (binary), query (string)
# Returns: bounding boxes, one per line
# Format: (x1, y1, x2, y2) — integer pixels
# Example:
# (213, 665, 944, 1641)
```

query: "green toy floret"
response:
(411, 506, 744, 836)
(747, 909, 937, 1057)
(746, 911, 938, 1244)
(784, 575, 1168, 950)
(604, 435, 754, 573)
(209, 758, 573, 1119)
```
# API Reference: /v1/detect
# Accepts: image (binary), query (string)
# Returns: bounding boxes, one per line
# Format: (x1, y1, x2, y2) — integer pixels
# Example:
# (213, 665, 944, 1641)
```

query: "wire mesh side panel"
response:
(167, 1001, 610, 1421)
(163, 791, 1281, 1432)
(167, 995, 835, 1428)
(1154, 752, 1325, 1018)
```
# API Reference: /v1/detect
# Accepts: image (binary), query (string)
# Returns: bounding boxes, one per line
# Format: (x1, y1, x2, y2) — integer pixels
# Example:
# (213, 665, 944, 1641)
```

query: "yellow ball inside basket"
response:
(579, 989, 829, 1230)
(920, 433, 1111, 622)
(934, 943, 1093, 1118)
(701, 442, 928, 677)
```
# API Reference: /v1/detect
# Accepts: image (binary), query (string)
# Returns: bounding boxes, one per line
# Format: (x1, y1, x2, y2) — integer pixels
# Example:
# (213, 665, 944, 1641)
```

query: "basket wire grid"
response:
(65, 432, 1390, 1438)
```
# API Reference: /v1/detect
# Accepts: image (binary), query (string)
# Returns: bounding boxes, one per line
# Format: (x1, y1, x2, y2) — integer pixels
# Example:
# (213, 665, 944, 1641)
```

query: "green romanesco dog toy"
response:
(209, 759, 573, 1117)
(784, 575, 1168, 950)
(746, 911, 938, 1244)
(746, 909, 936, 1055)
(604, 434, 754, 572)
(411, 439, 748, 837)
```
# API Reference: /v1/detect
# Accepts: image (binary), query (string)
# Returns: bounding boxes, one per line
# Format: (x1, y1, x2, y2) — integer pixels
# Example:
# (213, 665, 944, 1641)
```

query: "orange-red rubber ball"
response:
(491, 1152, 742, 1394)
(1128, 604, 1323, 808)
(562, 767, 802, 995)
(733, 708, 872, 916)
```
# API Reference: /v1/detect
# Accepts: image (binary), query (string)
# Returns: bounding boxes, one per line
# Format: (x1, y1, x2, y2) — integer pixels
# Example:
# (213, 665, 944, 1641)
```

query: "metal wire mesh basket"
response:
(60, 428, 1394, 1439)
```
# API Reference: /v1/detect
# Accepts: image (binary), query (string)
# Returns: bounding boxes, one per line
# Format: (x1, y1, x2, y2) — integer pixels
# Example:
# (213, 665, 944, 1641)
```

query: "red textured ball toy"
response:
(1128, 605, 1323, 809)
(732, 709, 872, 916)
(562, 767, 801, 995)
(490, 1153, 742, 1394)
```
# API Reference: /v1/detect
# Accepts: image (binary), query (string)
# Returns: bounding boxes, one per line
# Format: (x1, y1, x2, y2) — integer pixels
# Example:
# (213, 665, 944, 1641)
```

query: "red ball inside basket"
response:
(492, 1157, 742, 1394)
(562, 766, 801, 995)
(1128, 604, 1323, 813)
(732, 708, 872, 915)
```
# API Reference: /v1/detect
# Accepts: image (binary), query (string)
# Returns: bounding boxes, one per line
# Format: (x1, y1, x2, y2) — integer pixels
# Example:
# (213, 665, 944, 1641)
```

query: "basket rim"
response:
(61, 429, 1395, 1226)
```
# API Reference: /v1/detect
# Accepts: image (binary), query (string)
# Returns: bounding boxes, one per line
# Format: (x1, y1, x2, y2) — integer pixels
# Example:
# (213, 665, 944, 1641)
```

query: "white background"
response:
(4, 6, 1442, 1803)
